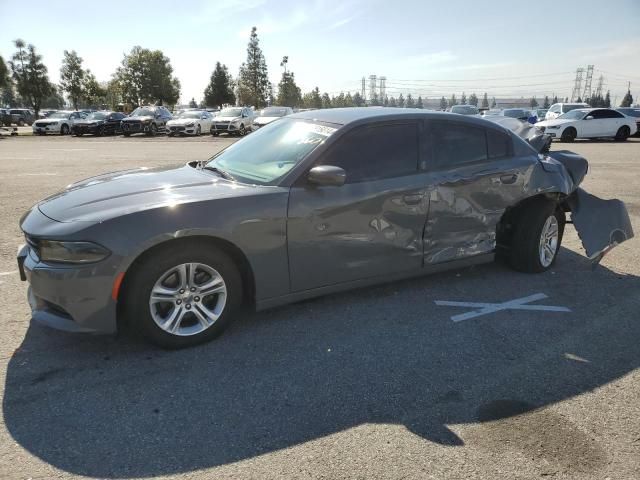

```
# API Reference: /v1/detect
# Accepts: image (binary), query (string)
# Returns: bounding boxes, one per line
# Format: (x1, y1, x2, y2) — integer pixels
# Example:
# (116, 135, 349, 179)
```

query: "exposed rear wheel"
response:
(123, 244, 243, 349)
(615, 126, 630, 141)
(508, 198, 565, 273)
(560, 127, 576, 142)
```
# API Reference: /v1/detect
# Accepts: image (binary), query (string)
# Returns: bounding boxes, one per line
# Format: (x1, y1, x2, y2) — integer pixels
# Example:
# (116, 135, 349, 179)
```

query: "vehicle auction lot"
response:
(0, 136, 639, 479)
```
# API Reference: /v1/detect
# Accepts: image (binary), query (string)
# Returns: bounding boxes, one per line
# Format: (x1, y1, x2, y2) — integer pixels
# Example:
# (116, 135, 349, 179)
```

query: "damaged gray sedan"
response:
(17, 108, 633, 348)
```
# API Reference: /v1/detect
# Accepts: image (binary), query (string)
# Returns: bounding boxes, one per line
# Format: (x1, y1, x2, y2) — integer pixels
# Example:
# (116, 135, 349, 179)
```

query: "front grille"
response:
(170, 126, 186, 132)
(214, 124, 229, 130)
(35, 122, 54, 127)
(123, 122, 142, 131)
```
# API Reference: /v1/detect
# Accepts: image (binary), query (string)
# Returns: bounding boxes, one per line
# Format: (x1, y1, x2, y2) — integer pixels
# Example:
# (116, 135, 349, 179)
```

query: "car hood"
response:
(122, 115, 154, 122)
(74, 120, 104, 126)
(215, 116, 241, 122)
(537, 118, 573, 128)
(167, 118, 199, 126)
(37, 165, 256, 223)
(254, 116, 280, 124)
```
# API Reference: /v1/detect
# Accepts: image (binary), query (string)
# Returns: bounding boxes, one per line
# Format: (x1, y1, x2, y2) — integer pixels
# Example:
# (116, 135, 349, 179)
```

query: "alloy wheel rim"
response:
(539, 215, 559, 268)
(149, 262, 227, 336)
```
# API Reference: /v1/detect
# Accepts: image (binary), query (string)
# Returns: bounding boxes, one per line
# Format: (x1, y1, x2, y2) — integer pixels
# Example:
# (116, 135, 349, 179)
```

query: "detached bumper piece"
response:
(568, 188, 634, 264)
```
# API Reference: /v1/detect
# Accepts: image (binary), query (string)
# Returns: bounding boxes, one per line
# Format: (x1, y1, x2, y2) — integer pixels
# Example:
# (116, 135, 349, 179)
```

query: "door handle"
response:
(403, 194, 424, 205)
(500, 174, 517, 185)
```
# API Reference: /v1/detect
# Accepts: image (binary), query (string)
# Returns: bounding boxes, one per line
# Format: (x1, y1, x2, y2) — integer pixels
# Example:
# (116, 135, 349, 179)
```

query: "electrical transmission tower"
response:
(378, 76, 386, 102)
(582, 65, 594, 101)
(368, 75, 377, 103)
(570, 67, 584, 102)
(594, 75, 604, 98)
(361, 77, 366, 101)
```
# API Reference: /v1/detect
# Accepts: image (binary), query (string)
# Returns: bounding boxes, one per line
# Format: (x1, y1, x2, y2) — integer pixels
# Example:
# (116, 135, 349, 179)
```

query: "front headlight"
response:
(186, 122, 195, 127)
(547, 125, 561, 129)
(51, 121, 59, 125)
(38, 240, 111, 264)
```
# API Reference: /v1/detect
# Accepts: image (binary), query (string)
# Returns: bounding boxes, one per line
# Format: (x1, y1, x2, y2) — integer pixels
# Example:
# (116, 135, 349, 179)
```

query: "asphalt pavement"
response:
(0, 134, 639, 479)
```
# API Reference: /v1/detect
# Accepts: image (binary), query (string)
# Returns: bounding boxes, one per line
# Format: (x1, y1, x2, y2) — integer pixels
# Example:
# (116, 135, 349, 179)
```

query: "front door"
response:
(287, 121, 429, 292)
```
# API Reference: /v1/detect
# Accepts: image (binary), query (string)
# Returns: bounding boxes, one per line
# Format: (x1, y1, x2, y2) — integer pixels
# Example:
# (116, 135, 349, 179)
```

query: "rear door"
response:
(287, 121, 430, 291)
(422, 120, 530, 264)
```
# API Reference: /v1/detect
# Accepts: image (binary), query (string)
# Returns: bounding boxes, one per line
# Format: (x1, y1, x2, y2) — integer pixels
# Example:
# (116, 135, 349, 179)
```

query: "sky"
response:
(1, 0, 639, 106)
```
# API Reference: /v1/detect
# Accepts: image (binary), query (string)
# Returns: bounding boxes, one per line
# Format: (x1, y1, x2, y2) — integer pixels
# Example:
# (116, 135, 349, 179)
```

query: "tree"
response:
(59, 50, 85, 110)
(42, 86, 65, 109)
(397, 93, 405, 108)
(481, 93, 489, 108)
(468, 93, 478, 106)
(0, 55, 10, 91)
(449, 94, 457, 107)
(353, 91, 364, 107)
(439, 96, 447, 110)
(344, 92, 353, 107)
(369, 93, 380, 106)
(530, 96, 538, 108)
(388, 96, 397, 107)
(236, 27, 270, 107)
(321, 92, 331, 109)
(461, 92, 467, 105)
(9, 39, 54, 117)
(491, 97, 496, 108)
(416, 96, 424, 109)
(203, 62, 235, 108)
(543, 95, 550, 108)
(277, 64, 302, 107)
(114, 46, 180, 107)
(576, 96, 582, 103)
(604, 90, 611, 108)
(552, 95, 558, 104)
(620, 89, 633, 107)
(82, 70, 106, 107)
(405, 93, 415, 108)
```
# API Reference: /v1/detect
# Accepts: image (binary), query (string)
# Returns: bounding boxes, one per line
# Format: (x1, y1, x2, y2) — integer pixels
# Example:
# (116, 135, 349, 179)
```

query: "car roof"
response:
(289, 107, 496, 127)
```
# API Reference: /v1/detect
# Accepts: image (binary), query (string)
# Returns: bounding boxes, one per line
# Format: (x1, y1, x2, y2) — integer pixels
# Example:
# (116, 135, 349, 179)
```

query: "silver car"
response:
(18, 108, 633, 348)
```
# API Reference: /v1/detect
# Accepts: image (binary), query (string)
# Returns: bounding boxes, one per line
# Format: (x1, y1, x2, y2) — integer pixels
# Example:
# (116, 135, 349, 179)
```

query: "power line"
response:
(384, 71, 575, 82)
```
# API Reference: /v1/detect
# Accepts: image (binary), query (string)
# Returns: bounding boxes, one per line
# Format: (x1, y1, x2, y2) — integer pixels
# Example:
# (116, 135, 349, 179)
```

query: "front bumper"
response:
(73, 124, 100, 135)
(168, 125, 197, 135)
(17, 241, 118, 335)
(212, 122, 237, 133)
(122, 121, 153, 134)
(32, 123, 62, 134)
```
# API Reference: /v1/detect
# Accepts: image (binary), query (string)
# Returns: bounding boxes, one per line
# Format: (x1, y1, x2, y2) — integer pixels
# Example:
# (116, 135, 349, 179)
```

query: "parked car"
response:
(32, 111, 87, 135)
(501, 109, 530, 121)
(167, 110, 214, 136)
(252, 106, 293, 130)
(533, 109, 548, 123)
(481, 109, 502, 117)
(211, 106, 254, 136)
(0, 108, 12, 126)
(545, 103, 589, 121)
(535, 108, 637, 142)
(449, 105, 480, 116)
(616, 107, 640, 136)
(38, 109, 58, 119)
(72, 111, 126, 136)
(121, 106, 173, 137)
(9, 108, 35, 126)
(17, 108, 633, 348)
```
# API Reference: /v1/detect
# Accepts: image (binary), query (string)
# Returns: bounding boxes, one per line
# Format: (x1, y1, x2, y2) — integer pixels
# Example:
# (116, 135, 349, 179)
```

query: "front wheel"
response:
(60, 124, 69, 135)
(123, 244, 243, 349)
(508, 198, 565, 273)
(614, 126, 630, 141)
(238, 124, 246, 136)
(196, 125, 201, 136)
(147, 123, 158, 136)
(560, 127, 576, 142)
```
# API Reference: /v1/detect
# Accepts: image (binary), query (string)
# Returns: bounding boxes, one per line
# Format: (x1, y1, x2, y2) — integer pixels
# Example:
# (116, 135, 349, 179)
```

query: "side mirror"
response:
(307, 165, 346, 187)
(585, 115, 594, 120)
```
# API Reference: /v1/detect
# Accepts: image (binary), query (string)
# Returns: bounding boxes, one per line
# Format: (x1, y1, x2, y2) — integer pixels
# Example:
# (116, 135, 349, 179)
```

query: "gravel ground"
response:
(0, 134, 639, 480)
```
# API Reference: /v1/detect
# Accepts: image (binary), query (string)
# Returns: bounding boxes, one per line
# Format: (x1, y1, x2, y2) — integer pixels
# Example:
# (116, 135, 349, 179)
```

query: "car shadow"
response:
(4, 247, 640, 477)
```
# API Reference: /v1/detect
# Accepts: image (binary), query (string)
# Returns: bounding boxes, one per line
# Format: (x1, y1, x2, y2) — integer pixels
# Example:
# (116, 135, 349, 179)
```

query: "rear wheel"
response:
(60, 124, 69, 135)
(560, 127, 576, 142)
(17, 119, 24, 127)
(508, 198, 565, 273)
(123, 244, 243, 349)
(614, 126, 630, 141)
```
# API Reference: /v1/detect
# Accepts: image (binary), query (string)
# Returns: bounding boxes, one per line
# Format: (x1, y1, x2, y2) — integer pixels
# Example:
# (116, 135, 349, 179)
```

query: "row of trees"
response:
(0, 27, 633, 114)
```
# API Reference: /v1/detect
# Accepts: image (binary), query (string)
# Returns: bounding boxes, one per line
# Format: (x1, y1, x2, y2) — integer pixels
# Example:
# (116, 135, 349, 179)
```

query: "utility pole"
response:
(368, 75, 377, 103)
(570, 67, 584, 102)
(361, 77, 366, 101)
(378, 76, 386, 103)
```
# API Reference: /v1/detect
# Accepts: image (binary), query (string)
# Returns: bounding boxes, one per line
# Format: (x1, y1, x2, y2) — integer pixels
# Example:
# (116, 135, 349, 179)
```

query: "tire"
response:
(146, 123, 158, 136)
(196, 125, 201, 136)
(238, 124, 246, 136)
(97, 126, 105, 137)
(168, 132, 174, 137)
(74, 132, 83, 137)
(614, 126, 630, 142)
(212, 131, 219, 137)
(123, 243, 243, 349)
(60, 124, 69, 135)
(508, 198, 565, 273)
(17, 119, 24, 127)
(560, 127, 576, 142)
(123, 132, 131, 137)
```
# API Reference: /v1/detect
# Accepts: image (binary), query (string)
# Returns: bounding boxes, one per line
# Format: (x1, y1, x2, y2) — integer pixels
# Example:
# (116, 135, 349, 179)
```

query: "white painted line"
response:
(0, 271, 18, 276)
(435, 293, 571, 322)
(16, 173, 58, 176)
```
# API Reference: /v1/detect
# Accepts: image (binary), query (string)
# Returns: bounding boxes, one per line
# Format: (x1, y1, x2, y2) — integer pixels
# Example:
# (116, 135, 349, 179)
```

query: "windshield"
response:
(86, 112, 107, 120)
(562, 104, 587, 113)
(48, 112, 70, 119)
(219, 108, 243, 117)
(205, 118, 337, 185)
(131, 107, 155, 117)
(260, 107, 289, 117)
(451, 105, 479, 115)
(558, 110, 587, 120)
(503, 109, 528, 118)
(178, 111, 203, 119)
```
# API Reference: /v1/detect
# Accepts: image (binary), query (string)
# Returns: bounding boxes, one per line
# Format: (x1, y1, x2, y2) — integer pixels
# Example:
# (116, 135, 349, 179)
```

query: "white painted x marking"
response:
(435, 293, 571, 322)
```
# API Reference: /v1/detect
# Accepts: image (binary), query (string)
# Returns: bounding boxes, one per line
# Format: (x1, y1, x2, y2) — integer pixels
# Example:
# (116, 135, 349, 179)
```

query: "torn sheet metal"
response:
(485, 116, 552, 153)
(568, 188, 634, 261)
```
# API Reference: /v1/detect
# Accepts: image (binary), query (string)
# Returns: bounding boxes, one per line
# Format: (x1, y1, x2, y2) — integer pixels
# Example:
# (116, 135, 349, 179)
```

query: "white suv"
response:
(544, 103, 589, 121)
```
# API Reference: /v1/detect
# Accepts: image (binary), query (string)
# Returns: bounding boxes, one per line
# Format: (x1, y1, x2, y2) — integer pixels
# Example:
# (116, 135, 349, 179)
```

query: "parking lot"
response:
(0, 135, 639, 479)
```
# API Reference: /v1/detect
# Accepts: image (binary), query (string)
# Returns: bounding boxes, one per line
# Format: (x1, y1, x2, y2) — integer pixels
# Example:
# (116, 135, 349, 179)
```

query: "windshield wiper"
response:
(201, 165, 236, 181)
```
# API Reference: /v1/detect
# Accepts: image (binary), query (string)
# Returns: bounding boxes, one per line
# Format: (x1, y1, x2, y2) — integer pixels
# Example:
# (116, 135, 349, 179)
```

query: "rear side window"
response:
(430, 121, 487, 168)
(487, 129, 511, 159)
(320, 123, 418, 183)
